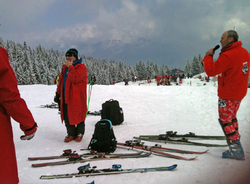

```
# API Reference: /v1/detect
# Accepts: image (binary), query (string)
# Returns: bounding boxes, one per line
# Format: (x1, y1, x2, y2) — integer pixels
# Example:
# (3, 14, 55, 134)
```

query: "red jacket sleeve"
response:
(67, 64, 87, 84)
(203, 54, 230, 77)
(0, 47, 37, 135)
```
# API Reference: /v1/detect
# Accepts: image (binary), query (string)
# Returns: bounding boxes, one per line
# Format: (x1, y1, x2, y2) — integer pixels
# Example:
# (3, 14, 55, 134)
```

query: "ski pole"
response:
(86, 82, 93, 117)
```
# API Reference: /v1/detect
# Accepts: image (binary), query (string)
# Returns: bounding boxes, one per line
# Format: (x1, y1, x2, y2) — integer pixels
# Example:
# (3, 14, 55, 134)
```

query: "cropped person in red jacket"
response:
(202, 30, 249, 160)
(0, 47, 37, 184)
(55, 48, 87, 142)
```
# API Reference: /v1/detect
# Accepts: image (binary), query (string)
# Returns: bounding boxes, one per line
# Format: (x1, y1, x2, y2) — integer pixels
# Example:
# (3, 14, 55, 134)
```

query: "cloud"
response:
(1, 0, 250, 66)
(224, 18, 250, 37)
(26, 0, 157, 47)
(0, 0, 57, 27)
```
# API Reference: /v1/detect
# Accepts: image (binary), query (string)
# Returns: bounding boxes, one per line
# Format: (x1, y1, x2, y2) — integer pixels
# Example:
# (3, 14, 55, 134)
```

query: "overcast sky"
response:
(0, 0, 250, 67)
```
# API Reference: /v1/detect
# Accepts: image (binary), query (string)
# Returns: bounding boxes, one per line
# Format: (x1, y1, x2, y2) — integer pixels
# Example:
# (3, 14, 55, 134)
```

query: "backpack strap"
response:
(100, 119, 112, 129)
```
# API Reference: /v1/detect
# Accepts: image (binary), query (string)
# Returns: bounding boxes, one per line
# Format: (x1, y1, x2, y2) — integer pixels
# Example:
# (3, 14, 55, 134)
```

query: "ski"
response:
(117, 142, 197, 161)
(139, 131, 226, 140)
(133, 136, 228, 147)
(87, 110, 101, 116)
(28, 149, 143, 161)
(38, 102, 58, 109)
(120, 140, 208, 154)
(32, 152, 151, 167)
(40, 163, 177, 179)
(38, 103, 100, 116)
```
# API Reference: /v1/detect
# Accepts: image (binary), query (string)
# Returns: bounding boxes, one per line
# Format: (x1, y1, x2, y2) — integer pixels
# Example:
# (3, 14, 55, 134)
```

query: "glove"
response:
(54, 92, 61, 111)
(20, 132, 35, 140)
(54, 92, 60, 103)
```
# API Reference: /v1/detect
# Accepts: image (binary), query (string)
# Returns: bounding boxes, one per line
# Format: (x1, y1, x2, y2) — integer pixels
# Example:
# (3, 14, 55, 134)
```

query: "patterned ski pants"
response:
(218, 98, 241, 141)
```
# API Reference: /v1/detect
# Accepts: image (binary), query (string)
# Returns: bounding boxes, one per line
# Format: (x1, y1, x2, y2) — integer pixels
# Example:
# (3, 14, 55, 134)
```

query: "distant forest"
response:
(0, 37, 205, 85)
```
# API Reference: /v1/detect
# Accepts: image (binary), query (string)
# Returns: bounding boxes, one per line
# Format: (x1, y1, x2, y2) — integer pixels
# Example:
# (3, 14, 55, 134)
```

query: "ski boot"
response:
(222, 140, 245, 160)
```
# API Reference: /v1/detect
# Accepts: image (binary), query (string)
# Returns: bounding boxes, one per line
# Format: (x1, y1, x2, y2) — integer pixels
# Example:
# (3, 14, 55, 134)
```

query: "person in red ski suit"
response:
(0, 47, 37, 184)
(55, 48, 87, 142)
(202, 30, 249, 160)
(155, 75, 161, 86)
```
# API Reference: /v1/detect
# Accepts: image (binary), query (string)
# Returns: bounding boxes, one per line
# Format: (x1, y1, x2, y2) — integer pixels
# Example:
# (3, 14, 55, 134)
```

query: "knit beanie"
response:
(66, 48, 78, 59)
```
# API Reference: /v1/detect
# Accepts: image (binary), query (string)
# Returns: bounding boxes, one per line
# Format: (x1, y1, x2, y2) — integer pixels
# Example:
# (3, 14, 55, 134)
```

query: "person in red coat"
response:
(202, 30, 249, 160)
(55, 48, 87, 142)
(0, 47, 37, 184)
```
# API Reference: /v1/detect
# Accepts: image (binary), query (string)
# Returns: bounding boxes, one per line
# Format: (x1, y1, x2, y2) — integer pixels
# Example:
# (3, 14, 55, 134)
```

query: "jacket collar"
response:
(73, 58, 82, 66)
(221, 41, 242, 53)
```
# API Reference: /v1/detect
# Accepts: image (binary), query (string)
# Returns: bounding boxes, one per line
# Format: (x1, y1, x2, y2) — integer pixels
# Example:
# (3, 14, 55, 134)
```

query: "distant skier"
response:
(134, 76, 137, 82)
(155, 75, 161, 86)
(202, 30, 249, 160)
(179, 77, 182, 84)
(124, 78, 128, 85)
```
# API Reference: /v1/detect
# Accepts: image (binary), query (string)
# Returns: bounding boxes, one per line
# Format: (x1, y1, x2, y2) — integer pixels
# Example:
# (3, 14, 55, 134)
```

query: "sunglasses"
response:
(65, 54, 73, 57)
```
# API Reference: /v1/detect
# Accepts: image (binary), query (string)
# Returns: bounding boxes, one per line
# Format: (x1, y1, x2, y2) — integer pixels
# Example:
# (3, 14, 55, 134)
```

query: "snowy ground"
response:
(12, 77, 250, 184)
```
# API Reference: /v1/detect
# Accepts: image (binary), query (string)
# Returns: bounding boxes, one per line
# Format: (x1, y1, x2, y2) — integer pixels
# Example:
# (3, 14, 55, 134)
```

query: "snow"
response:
(12, 78, 250, 184)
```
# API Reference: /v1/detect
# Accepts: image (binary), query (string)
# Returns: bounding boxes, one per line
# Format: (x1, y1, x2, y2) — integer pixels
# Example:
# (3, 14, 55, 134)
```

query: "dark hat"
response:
(66, 48, 78, 59)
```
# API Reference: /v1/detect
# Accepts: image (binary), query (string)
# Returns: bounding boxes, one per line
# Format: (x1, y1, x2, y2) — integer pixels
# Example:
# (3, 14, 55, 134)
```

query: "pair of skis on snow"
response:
(117, 140, 207, 161)
(30, 150, 151, 167)
(40, 163, 177, 179)
(133, 131, 228, 147)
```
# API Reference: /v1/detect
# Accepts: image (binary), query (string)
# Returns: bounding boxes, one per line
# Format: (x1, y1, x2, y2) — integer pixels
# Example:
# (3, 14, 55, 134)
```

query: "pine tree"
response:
(117, 61, 125, 82)
(184, 59, 192, 77)
(191, 56, 201, 76)
(136, 61, 147, 80)
(0, 37, 4, 47)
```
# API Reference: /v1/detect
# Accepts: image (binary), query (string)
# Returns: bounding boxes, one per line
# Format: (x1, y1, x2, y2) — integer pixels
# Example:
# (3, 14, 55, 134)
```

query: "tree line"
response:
(0, 37, 205, 85)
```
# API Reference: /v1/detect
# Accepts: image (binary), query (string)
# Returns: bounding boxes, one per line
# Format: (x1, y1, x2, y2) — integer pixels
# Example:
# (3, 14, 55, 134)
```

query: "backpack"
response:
(88, 119, 117, 153)
(101, 99, 124, 125)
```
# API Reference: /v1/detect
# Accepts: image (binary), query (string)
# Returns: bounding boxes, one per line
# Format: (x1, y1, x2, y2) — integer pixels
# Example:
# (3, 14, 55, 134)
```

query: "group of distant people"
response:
(155, 74, 185, 86)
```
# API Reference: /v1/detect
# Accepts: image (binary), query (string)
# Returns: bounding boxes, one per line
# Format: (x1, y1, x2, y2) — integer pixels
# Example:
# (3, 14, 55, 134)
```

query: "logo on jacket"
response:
(242, 62, 248, 74)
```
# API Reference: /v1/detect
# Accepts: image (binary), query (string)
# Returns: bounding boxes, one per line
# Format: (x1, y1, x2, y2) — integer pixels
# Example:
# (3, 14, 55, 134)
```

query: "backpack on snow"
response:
(101, 99, 124, 125)
(88, 119, 117, 153)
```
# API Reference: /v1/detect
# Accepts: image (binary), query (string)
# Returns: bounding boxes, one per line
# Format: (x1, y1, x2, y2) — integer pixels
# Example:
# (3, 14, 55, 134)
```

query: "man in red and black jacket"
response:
(55, 48, 87, 143)
(202, 30, 249, 160)
(0, 46, 37, 184)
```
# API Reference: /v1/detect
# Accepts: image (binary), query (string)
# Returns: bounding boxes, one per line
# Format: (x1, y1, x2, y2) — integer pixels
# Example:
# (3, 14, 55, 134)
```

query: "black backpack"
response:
(88, 119, 117, 153)
(101, 99, 124, 125)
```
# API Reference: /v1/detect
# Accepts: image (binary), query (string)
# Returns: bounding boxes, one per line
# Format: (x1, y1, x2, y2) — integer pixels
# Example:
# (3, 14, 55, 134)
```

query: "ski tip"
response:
(32, 163, 49, 167)
(186, 156, 198, 161)
(40, 175, 56, 180)
(167, 164, 178, 170)
(172, 164, 178, 168)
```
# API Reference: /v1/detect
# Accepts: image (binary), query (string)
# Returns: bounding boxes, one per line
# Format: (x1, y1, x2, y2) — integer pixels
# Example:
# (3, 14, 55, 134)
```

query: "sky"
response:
(0, 0, 250, 67)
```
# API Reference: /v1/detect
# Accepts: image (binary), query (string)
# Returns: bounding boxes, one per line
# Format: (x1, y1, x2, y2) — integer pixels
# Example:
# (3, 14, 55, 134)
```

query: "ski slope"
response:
(12, 77, 250, 184)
